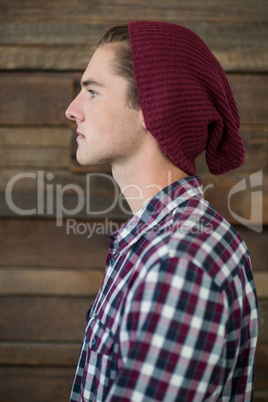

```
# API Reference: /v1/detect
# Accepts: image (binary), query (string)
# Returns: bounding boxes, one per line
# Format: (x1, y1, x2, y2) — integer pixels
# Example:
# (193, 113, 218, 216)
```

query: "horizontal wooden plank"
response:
(0, 210, 266, 272)
(201, 173, 268, 227)
(1, 145, 266, 191)
(234, 227, 268, 274)
(0, 195, 129, 220)
(0, 22, 101, 45)
(0, 343, 267, 397)
(0, 341, 80, 366)
(0, 127, 73, 147)
(0, 267, 265, 298)
(0, 268, 103, 296)
(0, 366, 74, 402)
(0, 185, 267, 225)
(1, 21, 267, 47)
(254, 394, 268, 402)
(1, 21, 267, 72)
(0, 295, 267, 343)
(212, 47, 268, 73)
(228, 75, 268, 125)
(89, 0, 268, 22)
(0, 149, 70, 168)
(0, 168, 267, 224)
(0, 340, 267, 372)
(1, 47, 268, 73)
(0, 75, 73, 125)
(0, 45, 93, 71)
(1, 0, 267, 21)
(67, 70, 268, 126)
(0, 169, 130, 219)
(0, 73, 267, 126)
(0, 268, 266, 298)
(0, 169, 114, 192)
(255, 342, 268, 392)
(3, 177, 265, 226)
(0, 365, 265, 402)
(0, 219, 109, 268)
(254, 272, 268, 299)
(0, 296, 93, 341)
(0, 206, 267, 271)
(0, 126, 266, 170)
(257, 300, 268, 344)
(0, 123, 265, 173)
(195, 125, 268, 174)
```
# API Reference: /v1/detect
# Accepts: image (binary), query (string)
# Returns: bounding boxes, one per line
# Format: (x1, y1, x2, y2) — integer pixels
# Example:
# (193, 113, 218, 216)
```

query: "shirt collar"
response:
(109, 176, 203, 253)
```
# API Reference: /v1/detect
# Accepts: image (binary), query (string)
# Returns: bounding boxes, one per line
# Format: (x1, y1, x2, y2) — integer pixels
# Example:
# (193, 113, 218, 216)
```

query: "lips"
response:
(76, 130, 85, 141)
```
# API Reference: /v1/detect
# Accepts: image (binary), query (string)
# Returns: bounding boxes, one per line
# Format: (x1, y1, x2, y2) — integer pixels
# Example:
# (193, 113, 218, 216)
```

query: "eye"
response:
(88, 89, 98, 98)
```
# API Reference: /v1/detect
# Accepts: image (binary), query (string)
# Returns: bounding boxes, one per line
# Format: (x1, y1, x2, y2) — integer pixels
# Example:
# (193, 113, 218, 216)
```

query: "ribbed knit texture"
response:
(128, 20, 246, 175)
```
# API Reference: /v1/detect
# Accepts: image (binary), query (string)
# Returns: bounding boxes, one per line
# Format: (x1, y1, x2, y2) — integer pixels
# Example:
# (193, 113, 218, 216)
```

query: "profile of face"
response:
(65, 46, 145, 167)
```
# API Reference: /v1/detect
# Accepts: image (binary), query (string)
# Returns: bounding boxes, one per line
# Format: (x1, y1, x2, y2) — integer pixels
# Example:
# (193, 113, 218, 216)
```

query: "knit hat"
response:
(128, 20, 246, 175)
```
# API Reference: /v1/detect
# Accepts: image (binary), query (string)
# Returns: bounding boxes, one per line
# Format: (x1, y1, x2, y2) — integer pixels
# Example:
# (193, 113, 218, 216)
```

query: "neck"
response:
(111, 155, 188, 215)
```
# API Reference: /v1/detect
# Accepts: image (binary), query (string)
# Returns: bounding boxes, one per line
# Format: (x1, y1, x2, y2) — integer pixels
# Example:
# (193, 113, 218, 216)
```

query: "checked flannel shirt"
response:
(70, 176, 258, 402)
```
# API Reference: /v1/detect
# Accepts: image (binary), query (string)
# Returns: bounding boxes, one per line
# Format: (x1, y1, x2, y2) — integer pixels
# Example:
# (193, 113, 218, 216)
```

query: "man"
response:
(65, 21, 258, 401)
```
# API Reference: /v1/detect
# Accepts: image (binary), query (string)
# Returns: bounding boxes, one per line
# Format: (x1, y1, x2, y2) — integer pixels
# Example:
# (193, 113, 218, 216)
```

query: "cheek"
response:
(84, 100, 140, 145)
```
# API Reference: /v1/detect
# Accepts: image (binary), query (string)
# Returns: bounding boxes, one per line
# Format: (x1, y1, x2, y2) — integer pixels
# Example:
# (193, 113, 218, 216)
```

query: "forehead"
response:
(82, 46, 118, 85)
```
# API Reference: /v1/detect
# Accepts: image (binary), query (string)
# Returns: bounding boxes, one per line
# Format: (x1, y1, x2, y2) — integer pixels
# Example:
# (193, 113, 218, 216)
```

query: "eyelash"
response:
(88, 89, 98, 98)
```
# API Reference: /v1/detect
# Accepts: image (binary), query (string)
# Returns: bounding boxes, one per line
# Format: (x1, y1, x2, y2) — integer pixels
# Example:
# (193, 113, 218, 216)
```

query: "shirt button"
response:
(109, 258, 115, 266)
(91, 338, 96, 348)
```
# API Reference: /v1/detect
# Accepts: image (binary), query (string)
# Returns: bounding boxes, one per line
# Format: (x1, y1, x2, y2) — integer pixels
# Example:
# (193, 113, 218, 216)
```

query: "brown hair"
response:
(97, 24, 140, 110)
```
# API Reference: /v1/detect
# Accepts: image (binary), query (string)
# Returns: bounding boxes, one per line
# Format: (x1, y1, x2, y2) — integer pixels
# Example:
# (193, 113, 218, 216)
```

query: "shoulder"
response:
(135, 197, 250, 291)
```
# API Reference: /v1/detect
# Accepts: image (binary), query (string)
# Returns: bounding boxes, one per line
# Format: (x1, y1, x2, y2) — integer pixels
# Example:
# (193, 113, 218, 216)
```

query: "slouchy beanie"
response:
(127, 20, 246, 175)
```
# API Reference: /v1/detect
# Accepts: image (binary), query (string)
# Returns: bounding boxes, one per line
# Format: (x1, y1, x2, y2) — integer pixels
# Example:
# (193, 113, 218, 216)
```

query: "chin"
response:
(76, 150, 104, 166)
(76, 151, 91, 166)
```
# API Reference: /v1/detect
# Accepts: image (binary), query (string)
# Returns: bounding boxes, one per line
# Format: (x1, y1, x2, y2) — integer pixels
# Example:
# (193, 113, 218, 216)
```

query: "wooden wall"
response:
(0, 1, 267, 401)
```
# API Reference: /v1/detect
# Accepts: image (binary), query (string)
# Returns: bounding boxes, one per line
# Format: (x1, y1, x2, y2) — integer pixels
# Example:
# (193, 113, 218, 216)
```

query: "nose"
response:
(65, 94, 84, 122)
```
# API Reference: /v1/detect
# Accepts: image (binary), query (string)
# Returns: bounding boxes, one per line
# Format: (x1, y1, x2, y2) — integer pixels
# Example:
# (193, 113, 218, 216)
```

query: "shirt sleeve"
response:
(106, 256, 229, 401)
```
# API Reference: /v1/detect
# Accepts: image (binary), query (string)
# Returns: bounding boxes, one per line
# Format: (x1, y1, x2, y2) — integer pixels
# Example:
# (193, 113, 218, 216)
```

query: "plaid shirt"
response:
(70, 176, 258, 402)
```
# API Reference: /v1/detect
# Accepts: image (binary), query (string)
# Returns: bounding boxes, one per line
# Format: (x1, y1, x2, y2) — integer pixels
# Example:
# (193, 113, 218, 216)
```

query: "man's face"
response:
(65, 45, 144, 166)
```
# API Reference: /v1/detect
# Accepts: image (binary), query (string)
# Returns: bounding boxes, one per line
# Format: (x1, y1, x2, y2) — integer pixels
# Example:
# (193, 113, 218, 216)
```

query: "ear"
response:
(139, 109, 147, 130)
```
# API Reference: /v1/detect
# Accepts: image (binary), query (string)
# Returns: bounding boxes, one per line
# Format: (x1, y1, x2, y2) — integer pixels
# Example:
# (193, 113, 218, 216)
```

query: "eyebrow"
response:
(80, 78, 103, 89)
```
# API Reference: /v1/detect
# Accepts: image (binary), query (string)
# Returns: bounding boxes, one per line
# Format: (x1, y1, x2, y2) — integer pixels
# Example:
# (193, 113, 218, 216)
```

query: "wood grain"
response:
(0, 0, 267, 397)
(0, 169, 114, 192)
(0, 73, 267, 127)
(258, 300, 268, 344)
(195, 126, 268, 174)
(202, 173, 268, 226)
(0, 297, 267, 346)
(0, 45, 93, 71)
(0, 75, 73, 125)
(0, 366, 74, 402)
(0, 296, 93, 341)
(0, 219, 267, 271)
(255, 342, 268, 392)
(1, 173, 266, 224)
(0, 341, 80, 366)
(0, 267, 266, 298)
(228, 75, 268, 125)
(0, 127, 73, 147)
(1, 21, 267, 72)
(1, 0, 267, 21)
(0, 268, 104, 296)
(0, 339, 267, 372)
(0, 149, 70, 167)
(0, 219, 110, 268)
(1, 22, 267, 46)
(0, 356, 266, 402)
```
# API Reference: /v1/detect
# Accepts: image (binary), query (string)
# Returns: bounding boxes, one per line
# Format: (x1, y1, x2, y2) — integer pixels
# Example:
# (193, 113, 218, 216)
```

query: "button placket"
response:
(90, 337, 96, 348)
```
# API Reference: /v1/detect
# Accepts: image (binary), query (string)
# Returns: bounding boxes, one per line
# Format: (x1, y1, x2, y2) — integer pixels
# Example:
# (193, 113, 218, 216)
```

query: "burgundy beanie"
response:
(127, 20, 246, 175)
